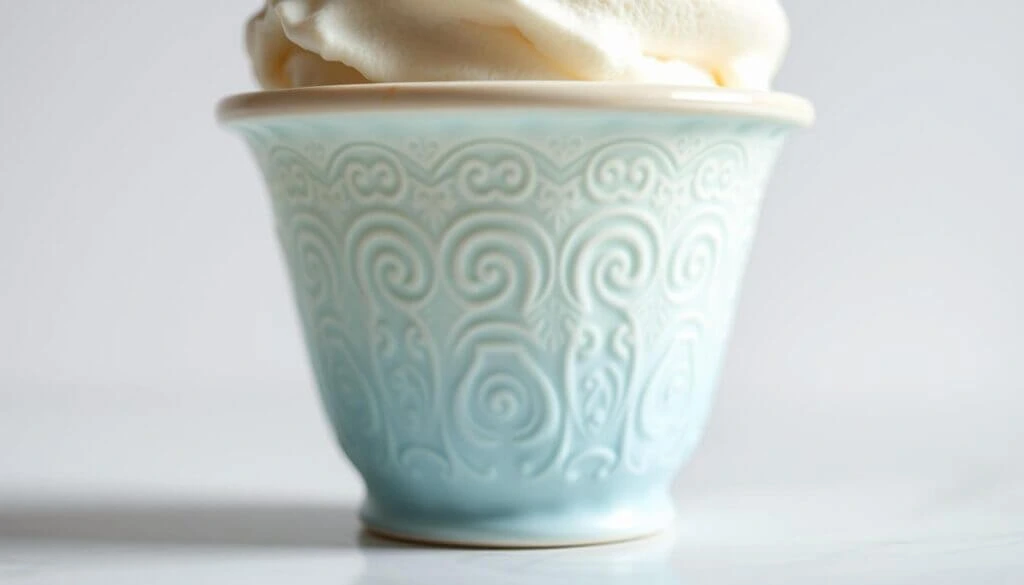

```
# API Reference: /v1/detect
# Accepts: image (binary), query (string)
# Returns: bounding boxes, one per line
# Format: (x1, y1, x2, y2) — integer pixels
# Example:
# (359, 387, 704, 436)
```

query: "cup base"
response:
(359, 493, 674, 548)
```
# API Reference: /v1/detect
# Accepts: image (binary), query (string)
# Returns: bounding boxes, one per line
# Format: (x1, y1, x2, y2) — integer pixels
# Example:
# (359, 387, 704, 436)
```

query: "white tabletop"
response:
(3, 384, 1022, 585)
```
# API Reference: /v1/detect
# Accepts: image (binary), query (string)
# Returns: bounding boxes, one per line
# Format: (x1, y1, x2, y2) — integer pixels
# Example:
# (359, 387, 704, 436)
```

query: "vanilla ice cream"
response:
(246, 0, 790, 90)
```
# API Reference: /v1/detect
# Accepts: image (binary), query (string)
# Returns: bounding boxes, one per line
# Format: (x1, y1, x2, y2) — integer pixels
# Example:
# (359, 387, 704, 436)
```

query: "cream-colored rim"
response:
(217, 82, 814, 126)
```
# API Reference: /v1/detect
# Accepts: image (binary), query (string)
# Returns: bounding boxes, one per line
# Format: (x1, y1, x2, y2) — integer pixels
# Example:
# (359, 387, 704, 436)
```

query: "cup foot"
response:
(359, 493, 674, 548)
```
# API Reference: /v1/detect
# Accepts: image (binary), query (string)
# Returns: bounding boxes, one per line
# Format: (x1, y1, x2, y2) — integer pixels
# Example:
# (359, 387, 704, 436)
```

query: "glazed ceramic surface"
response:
(224, 90, 805, 545)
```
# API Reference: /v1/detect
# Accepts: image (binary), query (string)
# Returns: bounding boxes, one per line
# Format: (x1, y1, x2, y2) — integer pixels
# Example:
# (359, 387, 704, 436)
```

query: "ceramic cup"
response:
(219, 83, 813, 547)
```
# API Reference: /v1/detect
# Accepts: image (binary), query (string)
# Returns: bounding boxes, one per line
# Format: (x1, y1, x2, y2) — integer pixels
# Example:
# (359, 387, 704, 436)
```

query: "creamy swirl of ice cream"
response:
(246, 0, 789, 90)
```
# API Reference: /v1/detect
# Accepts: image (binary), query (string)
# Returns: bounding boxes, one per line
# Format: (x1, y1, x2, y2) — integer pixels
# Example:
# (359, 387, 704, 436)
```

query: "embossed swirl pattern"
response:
(249, 120, 786, 487)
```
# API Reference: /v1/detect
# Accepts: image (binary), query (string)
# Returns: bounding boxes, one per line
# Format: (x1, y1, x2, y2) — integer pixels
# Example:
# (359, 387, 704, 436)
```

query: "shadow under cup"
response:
(220, 84, 812, 547)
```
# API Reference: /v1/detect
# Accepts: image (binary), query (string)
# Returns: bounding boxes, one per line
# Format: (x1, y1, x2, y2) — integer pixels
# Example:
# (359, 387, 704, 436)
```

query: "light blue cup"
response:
(219, 83, 813, 546)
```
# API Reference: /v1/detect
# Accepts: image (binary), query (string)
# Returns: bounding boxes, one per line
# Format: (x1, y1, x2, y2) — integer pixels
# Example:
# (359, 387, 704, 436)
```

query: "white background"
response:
(1, 2, 1023, 582)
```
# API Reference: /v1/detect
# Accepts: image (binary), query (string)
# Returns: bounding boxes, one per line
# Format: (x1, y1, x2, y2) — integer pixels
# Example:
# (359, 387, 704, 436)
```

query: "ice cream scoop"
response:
(247, 0, 790, 90)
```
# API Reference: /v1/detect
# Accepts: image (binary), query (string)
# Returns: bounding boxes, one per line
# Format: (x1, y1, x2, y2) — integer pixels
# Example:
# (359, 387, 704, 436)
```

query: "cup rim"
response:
(217, 81, 814, 127)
